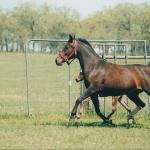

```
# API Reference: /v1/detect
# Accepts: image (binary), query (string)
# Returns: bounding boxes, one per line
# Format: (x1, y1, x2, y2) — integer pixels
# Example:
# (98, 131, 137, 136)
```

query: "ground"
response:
(0, 53, 150, 149)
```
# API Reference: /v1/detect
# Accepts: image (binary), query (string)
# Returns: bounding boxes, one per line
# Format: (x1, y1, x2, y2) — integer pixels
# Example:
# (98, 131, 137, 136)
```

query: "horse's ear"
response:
(69, 34, 75, 43)
(72, 34, 75, 39)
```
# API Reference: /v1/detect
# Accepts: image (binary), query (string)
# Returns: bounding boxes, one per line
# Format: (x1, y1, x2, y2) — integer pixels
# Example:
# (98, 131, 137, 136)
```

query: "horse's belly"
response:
(98, 88, 132, 97)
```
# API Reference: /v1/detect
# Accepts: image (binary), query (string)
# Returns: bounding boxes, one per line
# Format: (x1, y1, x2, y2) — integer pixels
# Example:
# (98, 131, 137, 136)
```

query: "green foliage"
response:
(0, 2, 150, 52)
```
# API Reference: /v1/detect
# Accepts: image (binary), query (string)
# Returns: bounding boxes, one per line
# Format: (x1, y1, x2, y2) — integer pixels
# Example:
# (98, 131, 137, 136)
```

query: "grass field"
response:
(0, 52, 150, 150)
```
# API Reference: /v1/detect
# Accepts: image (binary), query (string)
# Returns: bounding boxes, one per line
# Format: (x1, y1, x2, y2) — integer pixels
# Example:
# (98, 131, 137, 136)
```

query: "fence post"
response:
(103, 44, 106, 116)
(25, 41, 32, 117)
(124, 45, 129, 114)
(144, 41, 150, 116)
(68, 65, 71, 115)
(114, 45, 116, 64)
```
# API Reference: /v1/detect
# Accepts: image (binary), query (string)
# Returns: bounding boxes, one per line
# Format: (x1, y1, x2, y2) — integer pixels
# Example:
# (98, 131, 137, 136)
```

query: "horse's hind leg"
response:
(107, 96, 132, 120)
(118, 96, 131, 114)
(107, 95, 133, 120)
(91, 94, 110, 123)
(143, 87, 150, 96)
(127, 93, 146, 124)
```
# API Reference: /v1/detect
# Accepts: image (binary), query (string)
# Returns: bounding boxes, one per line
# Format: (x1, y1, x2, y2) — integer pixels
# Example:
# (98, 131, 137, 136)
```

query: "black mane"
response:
(78, 38, 93, 48)
(78, 38, 106, 61)
(78, 38, 101, 57)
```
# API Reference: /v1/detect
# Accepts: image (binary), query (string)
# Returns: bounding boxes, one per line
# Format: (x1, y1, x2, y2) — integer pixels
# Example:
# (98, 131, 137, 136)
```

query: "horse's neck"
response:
(77, 45, 99, 74)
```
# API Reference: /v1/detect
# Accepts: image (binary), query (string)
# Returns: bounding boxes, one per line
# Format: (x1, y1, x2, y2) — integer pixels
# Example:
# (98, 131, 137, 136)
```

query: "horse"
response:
(55, 34, 148, 125)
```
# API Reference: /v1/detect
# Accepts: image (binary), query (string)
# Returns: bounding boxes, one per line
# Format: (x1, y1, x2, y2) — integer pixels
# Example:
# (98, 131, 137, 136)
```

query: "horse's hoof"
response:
(101, 119, 114, 126)
(69, 116, 77, 122)
(77, 116, 81, 120)
(128, 119, 133, 124)
(67, 115, 77, 127)
(106, 119, 112, 124)
(69, 117, 76, 121)
(128, 118, 136, 125)
(128, 115, 136, 125)
(133, 120, 136, 124)
(76, 113, 82, 120)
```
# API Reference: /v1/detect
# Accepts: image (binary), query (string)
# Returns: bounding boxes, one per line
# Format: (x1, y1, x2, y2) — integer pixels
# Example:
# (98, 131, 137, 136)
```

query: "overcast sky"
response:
(0, 0, 150, 19)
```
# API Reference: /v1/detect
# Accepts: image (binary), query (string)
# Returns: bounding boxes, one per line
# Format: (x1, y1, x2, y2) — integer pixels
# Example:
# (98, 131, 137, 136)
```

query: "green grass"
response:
(0, 114, 150, 150)
(0, 52, 150, 149)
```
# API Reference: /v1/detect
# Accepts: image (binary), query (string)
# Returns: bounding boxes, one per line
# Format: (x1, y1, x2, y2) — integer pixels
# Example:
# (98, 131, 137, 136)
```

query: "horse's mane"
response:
(78, 38, 98, 55)
(78, 38, 107, 62)
(78, 38, 93, 48)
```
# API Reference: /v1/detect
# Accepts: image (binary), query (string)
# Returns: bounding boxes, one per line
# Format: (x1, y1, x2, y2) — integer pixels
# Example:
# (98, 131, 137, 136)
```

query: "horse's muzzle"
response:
(55, 57, 63, 66)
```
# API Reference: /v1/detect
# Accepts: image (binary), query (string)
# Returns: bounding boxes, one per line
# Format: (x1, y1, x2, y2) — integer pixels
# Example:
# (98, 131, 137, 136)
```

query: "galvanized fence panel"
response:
(25, 39, 150, 117)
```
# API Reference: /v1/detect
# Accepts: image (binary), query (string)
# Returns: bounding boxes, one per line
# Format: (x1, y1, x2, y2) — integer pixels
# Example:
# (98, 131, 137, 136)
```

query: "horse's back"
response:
(90, 60, 149, 91)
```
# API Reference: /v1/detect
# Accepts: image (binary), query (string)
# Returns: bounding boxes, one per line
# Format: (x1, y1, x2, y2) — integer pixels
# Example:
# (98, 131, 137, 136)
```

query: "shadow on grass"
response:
(40, 121, 150, 129)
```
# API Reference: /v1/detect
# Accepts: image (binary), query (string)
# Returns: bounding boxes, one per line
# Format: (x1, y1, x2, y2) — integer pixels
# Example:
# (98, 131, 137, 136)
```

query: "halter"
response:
(59, 40, 77, 65)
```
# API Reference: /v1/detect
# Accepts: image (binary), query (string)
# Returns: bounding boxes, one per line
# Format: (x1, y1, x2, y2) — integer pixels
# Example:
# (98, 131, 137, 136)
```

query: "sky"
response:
(0, 0, 150, 19)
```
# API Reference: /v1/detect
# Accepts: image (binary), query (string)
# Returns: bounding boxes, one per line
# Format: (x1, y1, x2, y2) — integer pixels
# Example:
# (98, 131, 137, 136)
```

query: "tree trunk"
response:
(10, 40, 14, 52)
(5, 38, 9, 52)
(20, 41, 24, 52)
(1, 41, 4, 52)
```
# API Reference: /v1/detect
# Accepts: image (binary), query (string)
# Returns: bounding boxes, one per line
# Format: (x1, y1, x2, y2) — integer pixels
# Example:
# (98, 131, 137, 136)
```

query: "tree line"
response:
(0, 2, 150, 53)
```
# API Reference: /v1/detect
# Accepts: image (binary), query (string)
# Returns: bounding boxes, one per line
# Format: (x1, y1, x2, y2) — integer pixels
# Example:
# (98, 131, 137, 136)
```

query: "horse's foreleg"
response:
(69, 85, 98, 122)
(91, 94, 108, 122)
(107, 96, 118, 120)
(76, 103, 83, 119)
(76, 98, 90, 119)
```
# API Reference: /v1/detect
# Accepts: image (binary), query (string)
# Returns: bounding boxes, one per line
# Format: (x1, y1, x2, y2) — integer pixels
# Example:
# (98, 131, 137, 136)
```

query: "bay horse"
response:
(55, 34, 148, 125)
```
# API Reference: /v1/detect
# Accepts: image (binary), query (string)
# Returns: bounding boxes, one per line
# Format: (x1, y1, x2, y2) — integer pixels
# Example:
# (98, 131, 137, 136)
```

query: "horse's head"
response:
(55, 34, 78, 66)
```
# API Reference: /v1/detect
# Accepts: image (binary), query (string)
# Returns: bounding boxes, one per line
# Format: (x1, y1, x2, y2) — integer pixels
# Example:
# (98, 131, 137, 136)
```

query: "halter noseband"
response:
(59, 40, 77, 65)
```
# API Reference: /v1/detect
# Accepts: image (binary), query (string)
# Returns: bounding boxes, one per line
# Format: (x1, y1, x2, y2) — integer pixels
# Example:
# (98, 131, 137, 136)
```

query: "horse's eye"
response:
(64, 45, 70, 51)
(63, 46, 67, 51)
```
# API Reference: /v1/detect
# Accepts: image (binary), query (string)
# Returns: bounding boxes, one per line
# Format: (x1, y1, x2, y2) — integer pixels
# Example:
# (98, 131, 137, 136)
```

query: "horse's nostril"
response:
(55, 58, 59, 65)
(55, 58, 62, 66)
(55, 58, 58, 65)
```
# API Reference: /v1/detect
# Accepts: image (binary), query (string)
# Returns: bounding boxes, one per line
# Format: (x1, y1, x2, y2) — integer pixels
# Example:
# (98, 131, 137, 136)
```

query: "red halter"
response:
(59, 40, 77, 65)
